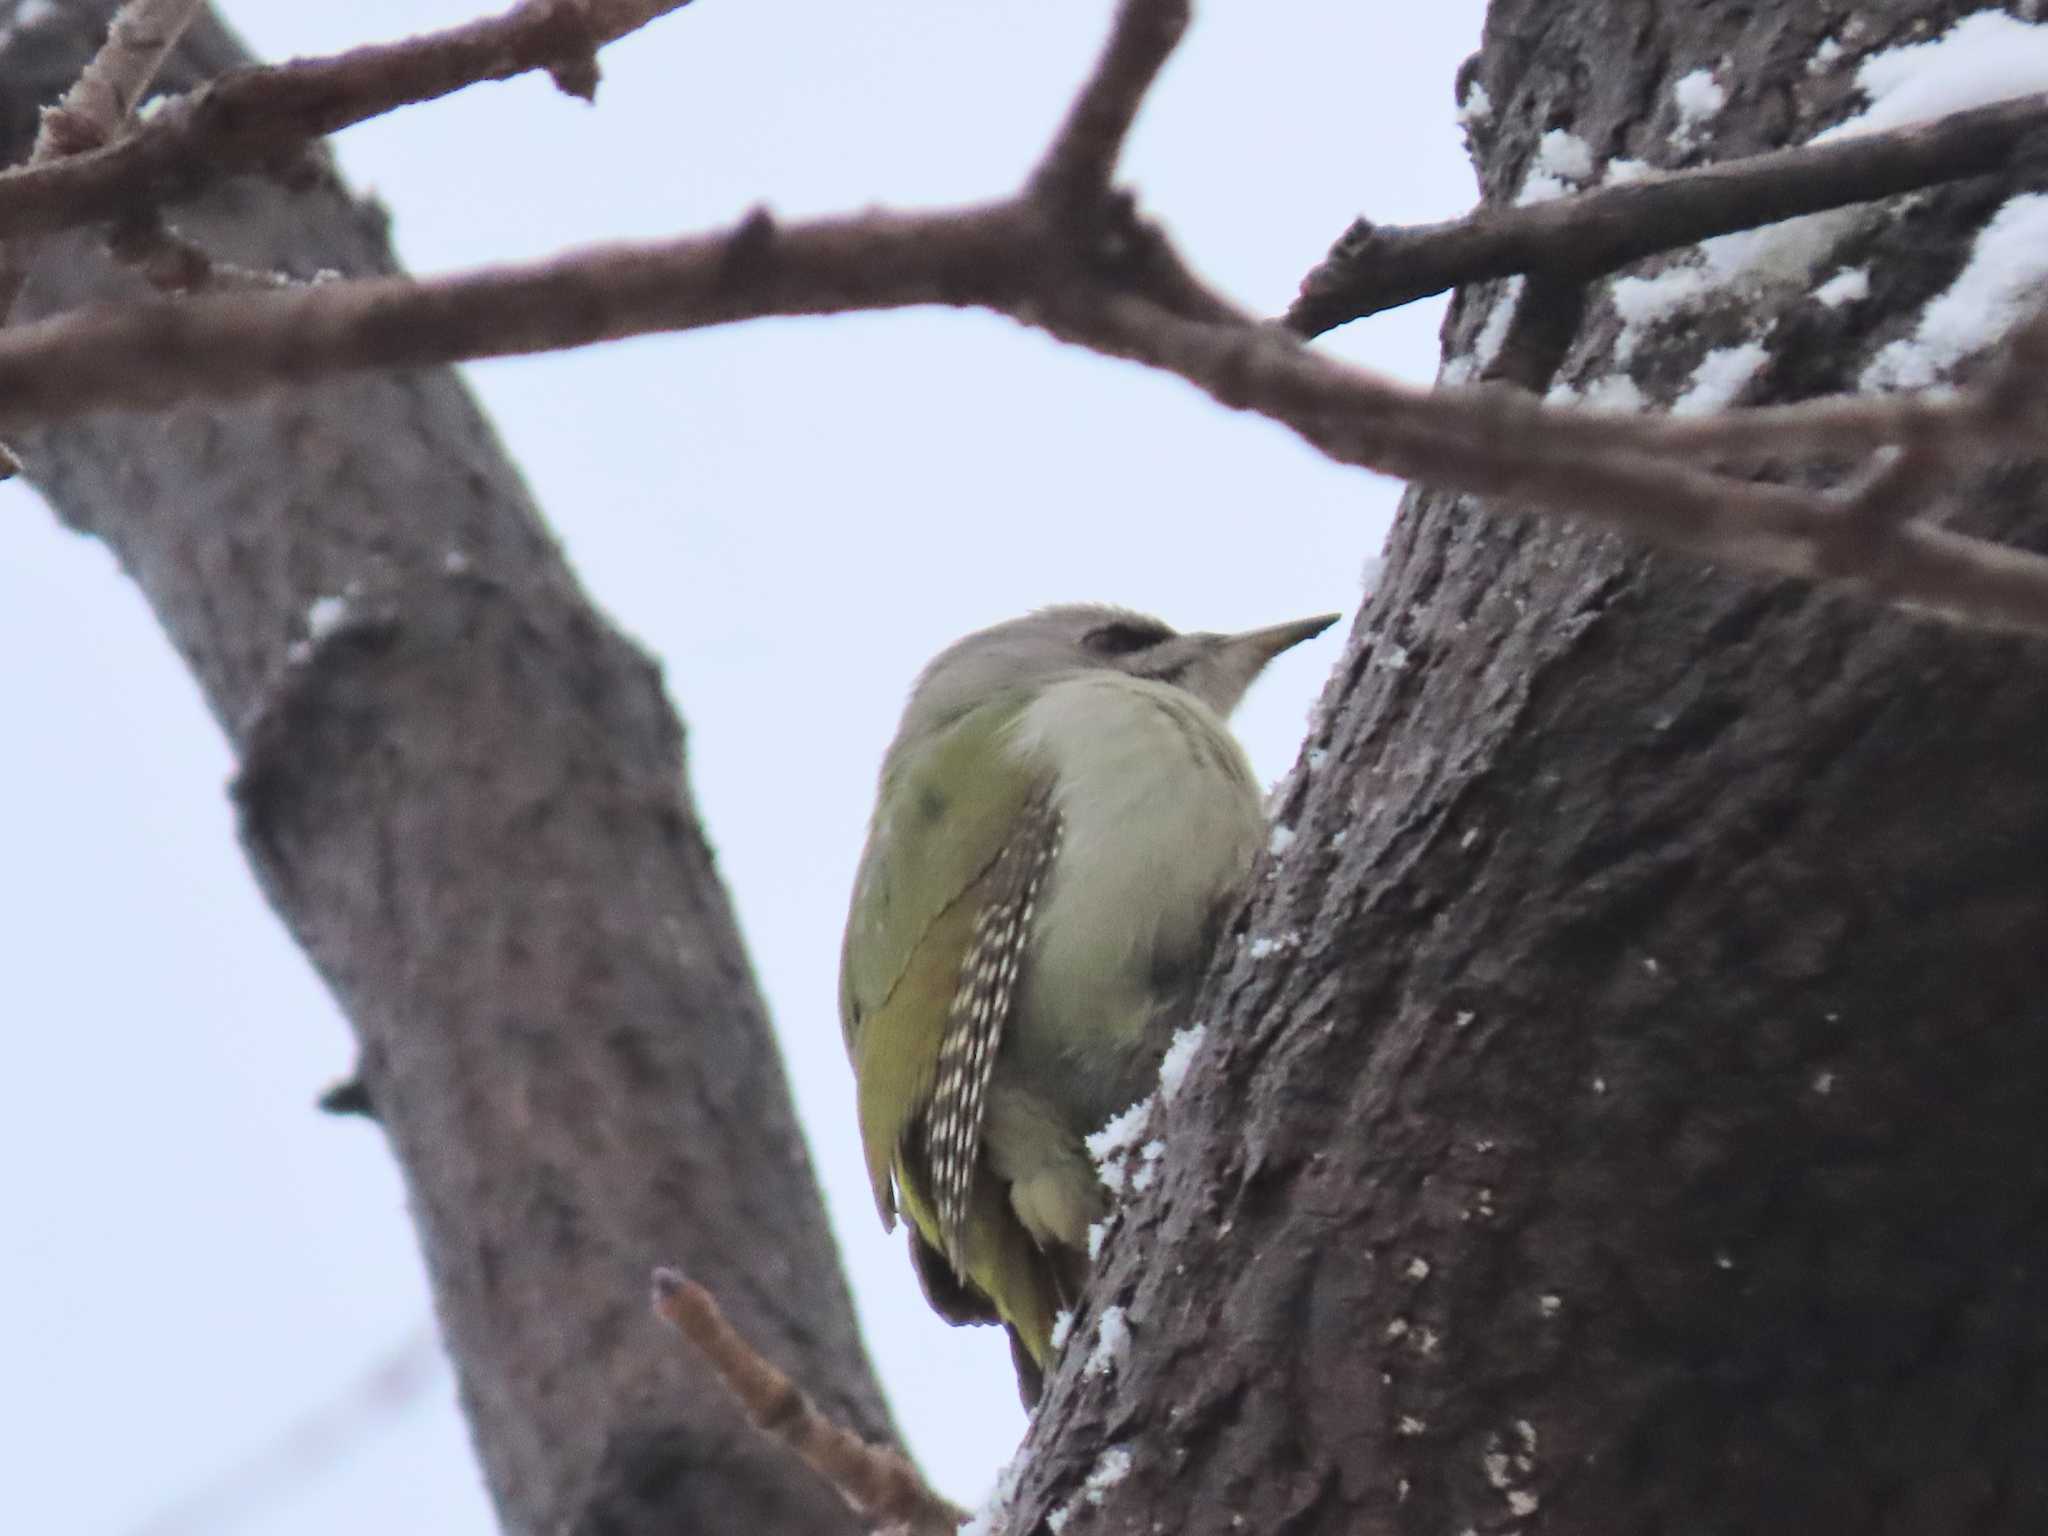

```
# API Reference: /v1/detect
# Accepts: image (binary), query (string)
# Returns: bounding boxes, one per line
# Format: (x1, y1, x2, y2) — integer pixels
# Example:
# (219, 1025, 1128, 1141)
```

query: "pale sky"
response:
(0, 1, 1486, 1528)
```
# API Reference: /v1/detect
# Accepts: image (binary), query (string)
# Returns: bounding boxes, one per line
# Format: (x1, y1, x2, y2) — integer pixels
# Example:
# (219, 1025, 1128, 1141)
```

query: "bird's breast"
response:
(1002, 672, 1263, 1132)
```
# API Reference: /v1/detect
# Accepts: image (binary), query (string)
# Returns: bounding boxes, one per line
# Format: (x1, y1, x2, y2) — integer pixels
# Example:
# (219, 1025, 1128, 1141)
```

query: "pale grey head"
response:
(894, 603, 1341, 750)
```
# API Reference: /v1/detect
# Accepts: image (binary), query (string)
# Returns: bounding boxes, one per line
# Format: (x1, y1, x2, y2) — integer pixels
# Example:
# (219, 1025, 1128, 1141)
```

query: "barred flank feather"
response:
(926, 798, 1061, 1273)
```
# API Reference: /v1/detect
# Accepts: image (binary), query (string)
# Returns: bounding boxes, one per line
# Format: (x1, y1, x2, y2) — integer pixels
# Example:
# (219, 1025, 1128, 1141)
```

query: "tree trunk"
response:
(2, 6, 891, 1534)
(1017, 1, 2048, 1531)
(26, 0, 2048, 1530)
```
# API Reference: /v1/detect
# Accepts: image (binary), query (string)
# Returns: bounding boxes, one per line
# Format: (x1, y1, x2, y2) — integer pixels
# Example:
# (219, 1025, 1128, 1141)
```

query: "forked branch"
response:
(6, 0, 2048, 647)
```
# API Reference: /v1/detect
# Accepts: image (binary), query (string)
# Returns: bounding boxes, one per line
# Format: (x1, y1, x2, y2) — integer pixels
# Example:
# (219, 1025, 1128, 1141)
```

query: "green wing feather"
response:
(839, 693, 1041, 1226)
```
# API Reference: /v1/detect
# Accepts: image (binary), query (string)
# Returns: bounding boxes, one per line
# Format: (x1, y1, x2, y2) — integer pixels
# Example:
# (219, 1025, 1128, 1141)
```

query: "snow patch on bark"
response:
(1863, 193, 2048, 390)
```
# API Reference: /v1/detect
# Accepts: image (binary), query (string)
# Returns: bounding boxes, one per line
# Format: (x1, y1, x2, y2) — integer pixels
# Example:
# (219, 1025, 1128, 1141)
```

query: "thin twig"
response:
(0, 0, 695, 247)
(0, 0, 208, 474)
(39, 0, 205, 154)
(105, 211, 296, 293)
(125, 1328, 443, 1536)
(650, 1269, 965, 1536)
(0, 0, 206, 315)
(1286, 88, 2048, 336)
(1473, 356, 2033, 465)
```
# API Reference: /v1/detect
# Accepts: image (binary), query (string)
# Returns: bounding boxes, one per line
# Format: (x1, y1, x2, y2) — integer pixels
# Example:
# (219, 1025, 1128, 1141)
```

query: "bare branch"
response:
(39, 0, 205, 157)
(651, 1270, 966, 1536)
(1837, 432, 1949, 539)
(0, 0, 695, 246)
(1056, 295, 2048, 634)
(1029, 0, 1189, 216)
(1474, 331, 2048, 466)
(0, 203, 1036, 420)
(105, 209, 295, 293)
(0, 0, 2039, 651)
(1286, 88, 2048, 336)
(1, 190, 2047, 638)
(0, 0, 209, 314)
(0, 0, 207, 473)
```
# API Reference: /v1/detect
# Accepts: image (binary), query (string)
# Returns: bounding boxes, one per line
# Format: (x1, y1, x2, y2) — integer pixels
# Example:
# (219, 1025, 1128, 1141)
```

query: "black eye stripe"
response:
(1083, 620, 1172, 656)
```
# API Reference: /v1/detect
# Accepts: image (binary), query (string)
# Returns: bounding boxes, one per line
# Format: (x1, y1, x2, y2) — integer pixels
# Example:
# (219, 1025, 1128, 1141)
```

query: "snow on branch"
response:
(1293, 10, 2048, 335)
(9, 0, 2048, 641)
(1286, 87, 2048, 337)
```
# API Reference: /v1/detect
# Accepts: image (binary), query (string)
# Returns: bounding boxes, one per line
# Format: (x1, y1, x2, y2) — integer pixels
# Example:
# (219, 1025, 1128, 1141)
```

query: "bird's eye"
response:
(1082, 620, 1172, 656)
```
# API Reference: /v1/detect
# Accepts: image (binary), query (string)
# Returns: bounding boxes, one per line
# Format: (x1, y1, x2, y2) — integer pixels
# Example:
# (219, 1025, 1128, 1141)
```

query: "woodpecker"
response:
(839, 603, 1336, 1401)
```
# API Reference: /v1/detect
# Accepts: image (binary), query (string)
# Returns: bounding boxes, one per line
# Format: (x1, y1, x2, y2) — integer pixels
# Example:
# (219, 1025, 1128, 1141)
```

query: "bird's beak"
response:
(1228, 613, 1343, 668)
(1196, 612, 1342, 716)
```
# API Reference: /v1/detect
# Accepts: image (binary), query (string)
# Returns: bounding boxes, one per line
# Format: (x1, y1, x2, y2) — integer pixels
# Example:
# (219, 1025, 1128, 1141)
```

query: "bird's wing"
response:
(924, 792, 1060, 1269)
(839, 694, 1044, 1226)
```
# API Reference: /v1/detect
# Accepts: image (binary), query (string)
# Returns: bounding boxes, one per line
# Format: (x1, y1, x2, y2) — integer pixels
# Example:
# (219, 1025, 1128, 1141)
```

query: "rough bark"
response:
(1018, 1, 2048, 1532)
(2, 5, 891, 1534)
